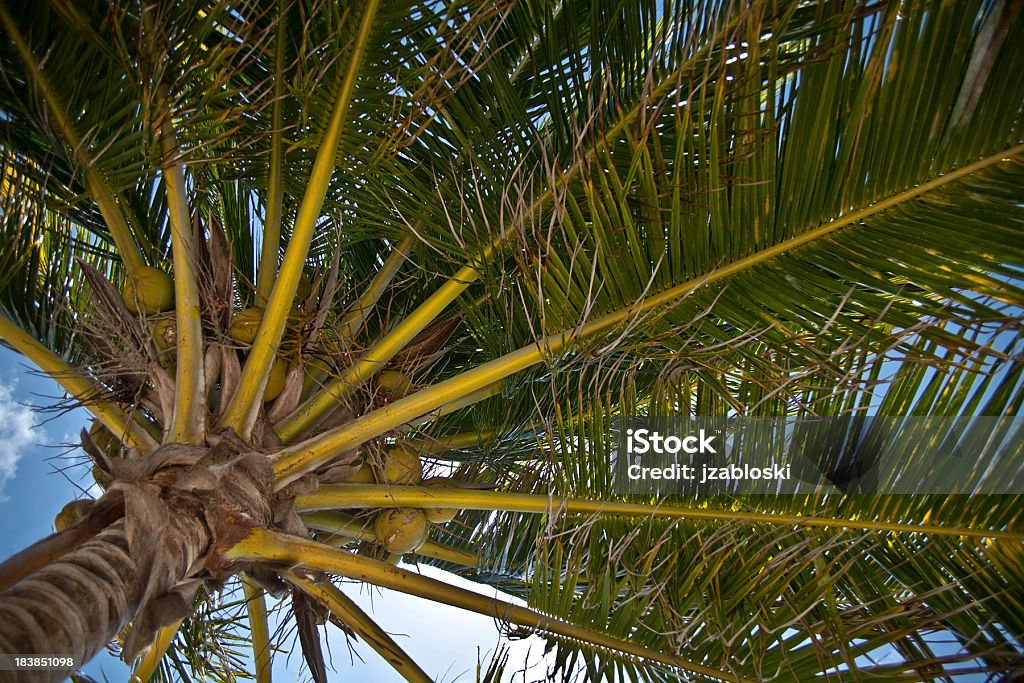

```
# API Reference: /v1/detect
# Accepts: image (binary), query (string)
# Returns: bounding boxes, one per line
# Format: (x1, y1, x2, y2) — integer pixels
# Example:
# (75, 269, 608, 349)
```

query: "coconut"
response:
(263, 357, 289, 402)
(87, 420, 119, 458)
(54, 499, 95, 532)
(301, 355, 333, 397)
(84, 422, 118, 489)
(229, 306, 264, 344)
(374, 508, 428, 554)
(341, 461, 376, 484)
(152, 318, 177, 351)
(295, 273, 313, 303)
(376, 370, 412, 398)
(151, 318, 177, 368)
(230, 306, 303, 346)
(421, 476, 459, 523)
(378, 447, 423, 485)
(122, 266, 174, 314)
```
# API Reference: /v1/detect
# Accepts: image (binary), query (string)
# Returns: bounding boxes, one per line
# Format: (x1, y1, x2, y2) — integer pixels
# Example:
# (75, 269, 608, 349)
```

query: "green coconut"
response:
(85, 421, 118, 489)
(376, 370, 412, 398)
(151, 318, 177, 368)
(152, 318, 177, 351)
(374, 508, 429, 554)
(230, 305, 303, 346)
(229, 306, 264, 344)
(54, 499, 95, 532)
(263, 358, 289, 402)
(378, 447, 423, 485)
(421, 476, 459, 523)
(122, 266, 174, 315)
(295, 273, 313, 303)
(87, 420, 119, 458)
(341, 461, 376, 484)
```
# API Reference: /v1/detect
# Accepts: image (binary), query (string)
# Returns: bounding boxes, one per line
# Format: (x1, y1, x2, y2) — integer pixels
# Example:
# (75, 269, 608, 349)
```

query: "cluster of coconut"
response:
(121, 264, 180, 369)
(344, 447, 459, 555)
(84, 264, 460, 556)
(120, 263, 316, 402)
(227, 275, 319, 401)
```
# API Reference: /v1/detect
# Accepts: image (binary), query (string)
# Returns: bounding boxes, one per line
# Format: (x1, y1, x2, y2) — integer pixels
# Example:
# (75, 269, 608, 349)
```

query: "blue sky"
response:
(0, 347, 131, 681)
(0, 346, 552, 682)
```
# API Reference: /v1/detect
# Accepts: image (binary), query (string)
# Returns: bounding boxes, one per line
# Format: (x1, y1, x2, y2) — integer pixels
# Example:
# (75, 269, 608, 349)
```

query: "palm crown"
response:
(0, 0, 1022, 681)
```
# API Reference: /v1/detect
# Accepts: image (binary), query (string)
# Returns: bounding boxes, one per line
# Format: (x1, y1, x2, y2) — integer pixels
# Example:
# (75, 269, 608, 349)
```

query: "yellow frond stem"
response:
(227, 529, 748, 683)
(273, 378, 504, 487)
(255, 0, 288, 308)
(295, 484, 1024, 542)
(242, 574, 273, 683)
(0, 314, 156, 453)
(416, 541, 479, 568)
(272, 335, 545, 485)
(129, 619, 182, 683)
(402, 430, 496, 454)
(338, 236, 416, 338)
(220, 0, 381, 440)
(287, 572, 434, 683)
(276, 239, 497, 444)
(88, 177, 145, 273)
(157, 108, 206, 445)
(302, 510, 479, 567)
(118, 190, 159, 264)
(406, 380, 504, 428)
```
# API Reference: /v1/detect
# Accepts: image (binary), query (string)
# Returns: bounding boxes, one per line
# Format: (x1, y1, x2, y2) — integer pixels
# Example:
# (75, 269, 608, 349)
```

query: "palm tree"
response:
(0, 0, 1022, 681)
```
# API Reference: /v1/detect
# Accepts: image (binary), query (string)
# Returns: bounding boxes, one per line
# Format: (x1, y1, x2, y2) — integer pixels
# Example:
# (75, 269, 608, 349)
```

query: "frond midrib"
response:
(580, 143, 1024, 332)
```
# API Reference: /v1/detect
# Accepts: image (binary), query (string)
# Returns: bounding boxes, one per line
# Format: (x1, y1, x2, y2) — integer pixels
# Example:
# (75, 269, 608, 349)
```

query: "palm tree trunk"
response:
(0, 440, 268, 683)
(0, 520, 140, 683)
(0, 510, 210, 683)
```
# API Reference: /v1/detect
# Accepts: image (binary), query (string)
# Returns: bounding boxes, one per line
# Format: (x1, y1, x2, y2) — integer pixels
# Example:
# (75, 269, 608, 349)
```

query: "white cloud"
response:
(0, 381, 42, 501)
